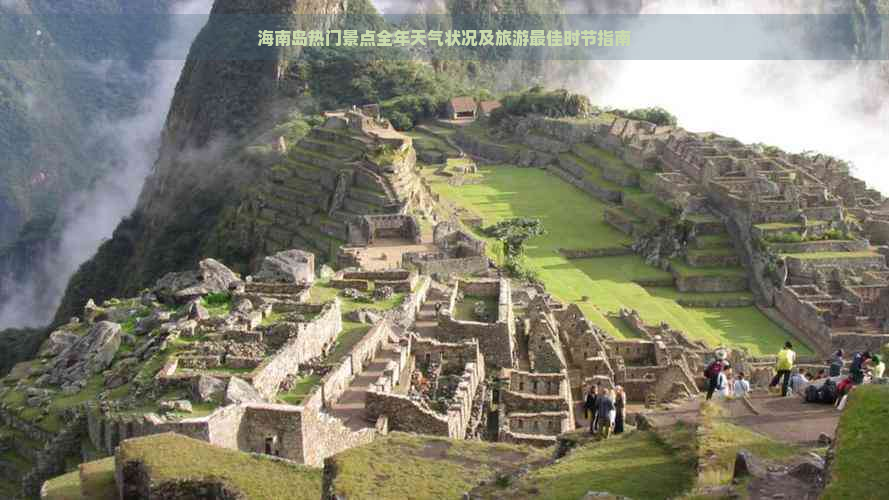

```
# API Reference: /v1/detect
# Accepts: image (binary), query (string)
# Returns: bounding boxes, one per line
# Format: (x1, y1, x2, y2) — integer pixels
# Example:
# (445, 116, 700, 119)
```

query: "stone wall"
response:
(403, 254, 489, 277)
(454, 129, 519, 163)
(784, 254, 886, 276)
(545, 162, 622, 204)
(365, 391, 450, 435)
(504, 411, 570, 437)
(251, 300, 342, 397)
(366, 338, 484, 440)
(774, 287, 834, 356)
(674, 273, 748, 293)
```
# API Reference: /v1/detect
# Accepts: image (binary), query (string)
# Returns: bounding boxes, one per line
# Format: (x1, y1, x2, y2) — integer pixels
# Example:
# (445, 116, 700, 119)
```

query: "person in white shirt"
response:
(716, 367, 732, 399)
(733, 372, 751, 399)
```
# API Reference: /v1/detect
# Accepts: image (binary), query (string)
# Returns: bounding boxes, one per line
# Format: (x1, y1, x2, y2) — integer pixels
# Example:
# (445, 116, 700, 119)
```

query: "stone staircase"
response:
(328, 345, 403, 431)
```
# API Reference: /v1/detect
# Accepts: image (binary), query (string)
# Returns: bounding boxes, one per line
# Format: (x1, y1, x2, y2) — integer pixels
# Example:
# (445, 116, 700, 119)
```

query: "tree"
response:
(484, 217, 546, 258)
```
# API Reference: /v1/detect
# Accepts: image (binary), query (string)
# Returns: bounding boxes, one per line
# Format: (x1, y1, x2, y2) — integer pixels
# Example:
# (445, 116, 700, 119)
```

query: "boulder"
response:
(135, 310, 172, 335)
(37, 329, 79, 358)
(159, 400, 193, 414)
(224, 377, 262, 405)
(193, 375, 227, 403)
(83, 299, 105, 323)
(253, 249, 315, 284)
(48, 321, 121, 386)
(104, 358, 140, 389)
(319, 264, 335, 280)
(733, 450, 768, 480)
(186, 300, 209, 321)
(153, 258, 240, 304)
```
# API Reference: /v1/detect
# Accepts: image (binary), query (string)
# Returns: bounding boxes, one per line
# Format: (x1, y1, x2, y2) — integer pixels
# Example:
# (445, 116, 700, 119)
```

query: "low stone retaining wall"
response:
(455, 129, 518, 163)
(251, 300, 342, 397)
(766, 239, 870, 254)
(674, 273, 748, 293)
(559, 247, 633, 259)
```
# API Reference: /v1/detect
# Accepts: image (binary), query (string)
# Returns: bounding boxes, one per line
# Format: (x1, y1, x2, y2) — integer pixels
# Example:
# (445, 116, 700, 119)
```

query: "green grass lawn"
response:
(483, 431, 695, 500)
(427, 164, 807, 355)
(822, 385, 889, 500)
(118, 433, 322, 500)
(277, 374, 322, 405)
(782, 251, 880, 260)
(329, 432, 551, 500)
(697, 403, 801, 487)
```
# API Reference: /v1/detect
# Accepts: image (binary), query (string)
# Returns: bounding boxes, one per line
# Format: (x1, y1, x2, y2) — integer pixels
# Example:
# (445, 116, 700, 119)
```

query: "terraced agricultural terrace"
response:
(11, 94, 889, 500)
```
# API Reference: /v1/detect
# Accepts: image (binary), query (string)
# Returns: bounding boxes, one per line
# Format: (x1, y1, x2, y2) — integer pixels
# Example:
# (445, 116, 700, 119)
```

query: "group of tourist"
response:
(583, 384, 626, 439)
(703, 351, 752, 401)
(768, 344, 886, 409)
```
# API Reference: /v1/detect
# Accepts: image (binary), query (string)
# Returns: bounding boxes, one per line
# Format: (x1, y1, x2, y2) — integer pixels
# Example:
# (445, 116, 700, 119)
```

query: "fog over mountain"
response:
(0, 0, 212, 329)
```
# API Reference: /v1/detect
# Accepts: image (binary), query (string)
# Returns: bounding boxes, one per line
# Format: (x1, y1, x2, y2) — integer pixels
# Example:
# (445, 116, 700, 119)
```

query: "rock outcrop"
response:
(46, 321, 121, 388)
(153, 258, 240, 304)
(253, 249, 315, 284)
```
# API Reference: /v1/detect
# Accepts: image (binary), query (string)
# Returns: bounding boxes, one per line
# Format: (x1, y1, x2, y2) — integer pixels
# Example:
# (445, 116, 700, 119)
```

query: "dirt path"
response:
(728, 392, 839, 445)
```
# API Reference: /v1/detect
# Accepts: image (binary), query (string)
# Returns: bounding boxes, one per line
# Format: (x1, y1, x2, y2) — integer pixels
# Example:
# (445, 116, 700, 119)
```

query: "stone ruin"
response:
(459, 109, 889, 359)
(365, 335, 486, 440)
(346, 214, 422, 247)
(401, 221, 489, 277)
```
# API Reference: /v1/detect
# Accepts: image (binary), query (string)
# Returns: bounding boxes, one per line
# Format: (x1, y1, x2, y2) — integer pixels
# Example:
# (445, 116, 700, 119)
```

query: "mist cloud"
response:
(559, 1, 889, 193)
(0, 0, 212, 329)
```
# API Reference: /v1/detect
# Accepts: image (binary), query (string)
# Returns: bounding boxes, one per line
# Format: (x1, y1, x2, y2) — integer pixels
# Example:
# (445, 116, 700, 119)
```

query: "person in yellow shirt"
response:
(769, 341, 796, 397)
(870, 354, 885, 380)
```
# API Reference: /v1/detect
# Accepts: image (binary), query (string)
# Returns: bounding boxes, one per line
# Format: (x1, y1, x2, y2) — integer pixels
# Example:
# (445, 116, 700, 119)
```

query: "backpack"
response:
(704, 360, 722, 379)
(819, 379, 839, 404)
(805, 384, 820, 403)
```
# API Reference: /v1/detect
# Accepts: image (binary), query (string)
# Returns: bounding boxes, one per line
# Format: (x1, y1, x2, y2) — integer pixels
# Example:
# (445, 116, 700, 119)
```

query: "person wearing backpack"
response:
(769, 342, 796, 397)
(704, 351, 727, 401)
(828, 349, 844, 377)
(850, 351, 871, 385)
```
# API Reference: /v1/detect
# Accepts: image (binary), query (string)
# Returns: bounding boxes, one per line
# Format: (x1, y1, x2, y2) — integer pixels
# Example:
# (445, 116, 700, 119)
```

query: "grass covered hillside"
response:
(426, 163, 807, 355)
(822, 384, 889, 500)
(328, 432, 552, 500)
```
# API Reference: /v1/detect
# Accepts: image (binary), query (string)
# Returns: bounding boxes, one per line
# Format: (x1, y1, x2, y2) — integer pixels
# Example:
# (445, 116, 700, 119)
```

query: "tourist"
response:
(829, 349, 844, 377)
(614, 386, 626, 435)
(733, 372, 751, 399)
(584, 384, 599, 434)
(770, 342, 796, 397)
(596, 386, 615, 439)
(849, 351, 871, 385)
(704, 350, 728, 401)
(789, 368, 809, 395)
(836, 376, 855, 409)
(869, 354, 885, 380)
(716, 367, 732, 399)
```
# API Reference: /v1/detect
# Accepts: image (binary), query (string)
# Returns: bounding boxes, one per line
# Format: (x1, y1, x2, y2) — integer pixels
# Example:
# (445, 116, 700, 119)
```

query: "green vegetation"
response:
(605, 106, 679, 127)
(822, 385, 889, 500)
(428, 164, 802, 354)
(200, 292, 232, 317)
(277, 374, 322, 405)
(453, 295, 499, 323)
(697, 403, 801, 487)
(484, 217, 546, 258)
(783, 251, 880, 260)
(42, 470, 83, 500)
(118, 433, 322, 500)
(329, 432, 551, 500)
(483, 431, 695, 499)
(79, 458, 116, 499)
(326, 322, 373, 366)
(491, 87, 593, 122)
